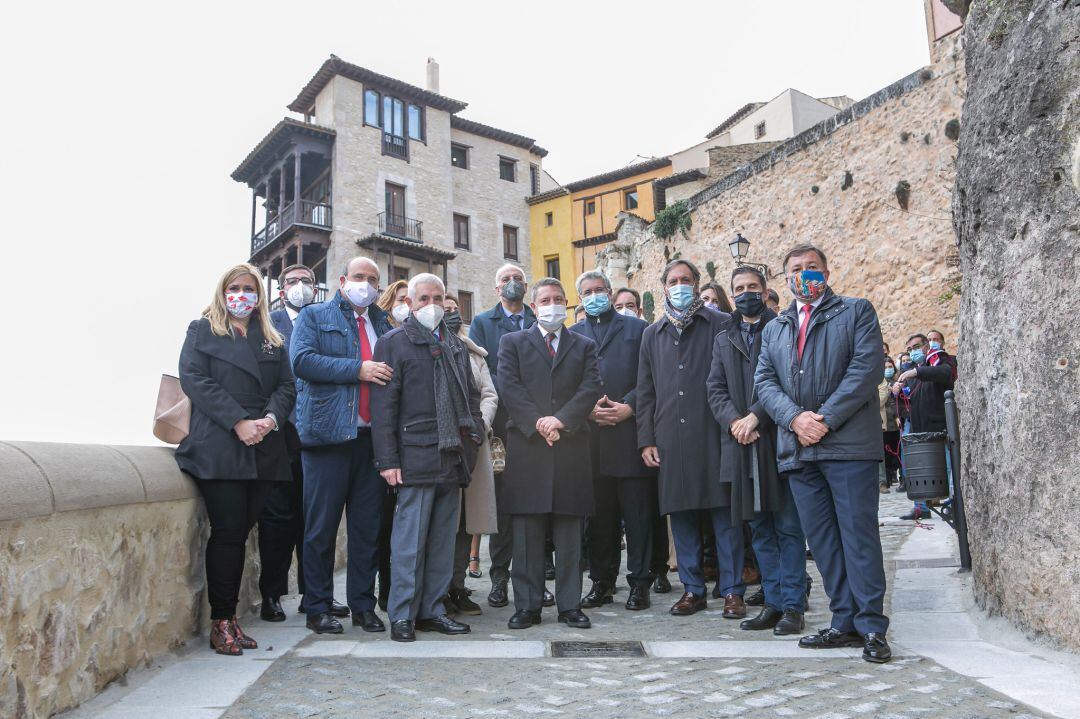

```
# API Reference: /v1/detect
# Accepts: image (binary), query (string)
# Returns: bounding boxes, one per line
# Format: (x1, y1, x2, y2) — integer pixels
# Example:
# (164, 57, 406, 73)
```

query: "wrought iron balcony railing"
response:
(378, 212, 423, 243)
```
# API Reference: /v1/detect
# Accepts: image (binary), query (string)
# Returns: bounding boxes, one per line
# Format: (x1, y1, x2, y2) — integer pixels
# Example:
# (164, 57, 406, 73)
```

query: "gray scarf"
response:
(402, 317, 473, 451)
(663, 296, 706, 331)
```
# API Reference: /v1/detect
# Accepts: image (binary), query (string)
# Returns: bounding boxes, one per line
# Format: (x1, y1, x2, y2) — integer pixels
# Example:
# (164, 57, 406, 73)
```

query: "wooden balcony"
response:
(382, 132, 408, 161)
(377, 212, 422, 243)
(252, 199, 332, 256)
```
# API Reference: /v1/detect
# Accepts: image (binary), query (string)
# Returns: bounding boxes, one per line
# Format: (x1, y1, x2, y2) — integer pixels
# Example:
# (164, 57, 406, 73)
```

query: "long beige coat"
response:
(461, 335, 499, 534)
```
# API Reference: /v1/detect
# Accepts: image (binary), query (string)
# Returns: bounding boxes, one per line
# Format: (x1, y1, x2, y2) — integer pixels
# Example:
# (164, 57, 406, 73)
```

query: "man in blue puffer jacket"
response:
(754, 243, 891, 664)
(291, 256, 394, 636)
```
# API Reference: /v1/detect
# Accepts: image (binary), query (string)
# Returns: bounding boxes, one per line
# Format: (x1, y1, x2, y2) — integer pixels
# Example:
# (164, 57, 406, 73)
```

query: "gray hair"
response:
(531, 277, 565, 301)
(342, 255, 379, 278)
(575, 270, 611, 295)
(408, 273, 446, 299)
(494, 262, 526, 285)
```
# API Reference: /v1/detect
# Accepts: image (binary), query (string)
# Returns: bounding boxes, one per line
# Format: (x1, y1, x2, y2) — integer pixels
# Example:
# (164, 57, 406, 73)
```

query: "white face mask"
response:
(225, 291, 258, 319)
(414, 303, 445, 331)
(536, 303, 567, 331)
(617, 308, 638, 318)
(342, 280, 378, 308)
(391, 303, 411, 324)
(285, 282, 314, 308)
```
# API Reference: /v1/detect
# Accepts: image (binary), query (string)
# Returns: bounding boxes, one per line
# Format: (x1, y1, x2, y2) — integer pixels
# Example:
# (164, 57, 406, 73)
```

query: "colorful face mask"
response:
(788, 270, 827, 302)
(225, 291, 258, 319)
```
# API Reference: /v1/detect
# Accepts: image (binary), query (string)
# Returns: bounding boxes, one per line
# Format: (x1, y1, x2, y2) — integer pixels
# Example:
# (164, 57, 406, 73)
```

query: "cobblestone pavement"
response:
(220, 492, 1050, 718)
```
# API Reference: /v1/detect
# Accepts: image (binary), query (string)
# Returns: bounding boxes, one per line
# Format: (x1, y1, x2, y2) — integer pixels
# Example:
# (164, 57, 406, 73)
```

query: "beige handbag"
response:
(153, 374, 190, 444)
(489, 434, 506, 474)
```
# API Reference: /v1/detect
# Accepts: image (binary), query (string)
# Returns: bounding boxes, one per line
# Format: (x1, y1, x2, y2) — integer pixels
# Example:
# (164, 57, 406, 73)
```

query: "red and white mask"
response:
(225, 291, 258, 319)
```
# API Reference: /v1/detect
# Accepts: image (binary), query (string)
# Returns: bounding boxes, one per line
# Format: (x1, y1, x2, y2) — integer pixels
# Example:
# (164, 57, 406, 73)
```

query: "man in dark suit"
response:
(637, 259, 746, 619)
(371, 273, 484, 642)
(497, 278, 602, 630)
(570, 271, 658, 611)
(468, 263, 539, 609)
(291, 256, 394, 635)
(258, 264, 351, 622)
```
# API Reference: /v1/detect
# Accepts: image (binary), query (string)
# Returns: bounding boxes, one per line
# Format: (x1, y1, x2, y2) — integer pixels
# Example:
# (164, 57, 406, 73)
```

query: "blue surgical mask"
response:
(884, 368, 896, 380)
(667, 284, 695, 311)
(582, 292, 611, 317)
(910, 348, 926, 364)
(929, 341, 942, 351)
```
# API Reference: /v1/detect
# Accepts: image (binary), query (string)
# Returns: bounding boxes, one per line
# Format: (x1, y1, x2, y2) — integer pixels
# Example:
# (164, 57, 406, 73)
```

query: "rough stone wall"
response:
(665, 142, 783, 208)
(953, 0, 1080, 651)
(604, 58, 966, 353)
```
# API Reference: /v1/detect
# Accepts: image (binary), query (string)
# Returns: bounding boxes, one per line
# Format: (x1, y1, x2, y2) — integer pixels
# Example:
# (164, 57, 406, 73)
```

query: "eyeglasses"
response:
(579, 287, 610, 297)
(282, 277, 315, 287)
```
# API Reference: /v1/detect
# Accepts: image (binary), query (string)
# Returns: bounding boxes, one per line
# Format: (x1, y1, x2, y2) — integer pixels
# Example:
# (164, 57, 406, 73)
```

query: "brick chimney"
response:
(426, 58, 440, 94)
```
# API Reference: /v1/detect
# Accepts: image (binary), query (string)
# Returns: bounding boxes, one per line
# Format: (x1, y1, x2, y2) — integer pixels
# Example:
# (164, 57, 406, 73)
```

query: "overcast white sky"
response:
(0, 1, 930, 445)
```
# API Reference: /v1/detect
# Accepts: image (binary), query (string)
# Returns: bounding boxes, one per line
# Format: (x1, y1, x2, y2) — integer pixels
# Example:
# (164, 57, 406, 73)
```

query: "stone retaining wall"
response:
(0, 441, 344, 718)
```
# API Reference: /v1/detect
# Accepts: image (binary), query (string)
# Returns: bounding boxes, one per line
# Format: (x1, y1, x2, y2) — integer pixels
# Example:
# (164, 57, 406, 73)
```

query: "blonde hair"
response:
(204, 263, 283, 346)
(377, 279, 409, 315)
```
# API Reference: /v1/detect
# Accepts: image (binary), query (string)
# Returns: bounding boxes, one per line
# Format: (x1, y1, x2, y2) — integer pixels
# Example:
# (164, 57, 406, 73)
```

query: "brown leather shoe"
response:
(723, 593, 747, 619)
(669, 592, 707, 616)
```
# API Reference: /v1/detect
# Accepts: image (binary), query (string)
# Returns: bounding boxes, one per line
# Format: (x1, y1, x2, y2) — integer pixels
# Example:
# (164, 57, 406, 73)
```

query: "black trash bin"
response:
(901, 431, 950, 501)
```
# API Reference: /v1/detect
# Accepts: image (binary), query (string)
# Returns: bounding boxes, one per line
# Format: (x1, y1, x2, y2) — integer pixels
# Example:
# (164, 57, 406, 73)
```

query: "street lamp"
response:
(728, 232, 770, 278)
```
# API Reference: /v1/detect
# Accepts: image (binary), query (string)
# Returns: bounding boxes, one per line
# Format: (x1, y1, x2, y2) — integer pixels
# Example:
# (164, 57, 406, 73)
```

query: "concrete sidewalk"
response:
(64, 492, 1080, 718)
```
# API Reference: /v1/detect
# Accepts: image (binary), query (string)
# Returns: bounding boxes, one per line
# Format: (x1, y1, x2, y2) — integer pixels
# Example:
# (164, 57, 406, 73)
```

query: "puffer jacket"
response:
(754, 288, 885, 473)
(290, 293, 393, 447)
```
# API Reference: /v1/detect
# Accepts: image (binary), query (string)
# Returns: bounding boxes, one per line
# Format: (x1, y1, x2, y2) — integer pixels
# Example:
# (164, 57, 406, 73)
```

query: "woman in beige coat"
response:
(442, 296, 499, 614)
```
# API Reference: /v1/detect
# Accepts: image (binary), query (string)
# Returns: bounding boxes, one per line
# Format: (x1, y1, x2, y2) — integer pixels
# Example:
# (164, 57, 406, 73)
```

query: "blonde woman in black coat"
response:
(175, 263, 296, 655)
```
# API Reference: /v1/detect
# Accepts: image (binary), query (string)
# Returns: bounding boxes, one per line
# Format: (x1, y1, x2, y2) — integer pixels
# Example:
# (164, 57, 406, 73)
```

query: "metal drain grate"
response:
(550, 641, 646, 658)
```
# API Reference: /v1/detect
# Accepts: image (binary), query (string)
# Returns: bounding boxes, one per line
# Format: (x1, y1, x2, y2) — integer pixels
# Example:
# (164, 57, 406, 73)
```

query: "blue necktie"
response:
(511, 314, 522, 331)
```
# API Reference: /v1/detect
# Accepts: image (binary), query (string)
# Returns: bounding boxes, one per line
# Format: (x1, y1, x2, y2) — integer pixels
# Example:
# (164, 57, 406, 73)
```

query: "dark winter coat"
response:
(907, 353, 956, 432)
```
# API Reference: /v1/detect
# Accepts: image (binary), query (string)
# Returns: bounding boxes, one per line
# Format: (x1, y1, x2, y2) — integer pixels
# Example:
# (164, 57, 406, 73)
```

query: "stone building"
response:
(595, 2, 966, 352)
(231, 56, 552, 323)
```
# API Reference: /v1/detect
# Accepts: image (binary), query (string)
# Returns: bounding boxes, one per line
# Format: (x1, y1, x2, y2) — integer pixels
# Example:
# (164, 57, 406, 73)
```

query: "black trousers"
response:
(377, 489, 397, 602)
(585, 475, 657, 587)
(197, 478, 274, 620)
(257, 427, 305, 599)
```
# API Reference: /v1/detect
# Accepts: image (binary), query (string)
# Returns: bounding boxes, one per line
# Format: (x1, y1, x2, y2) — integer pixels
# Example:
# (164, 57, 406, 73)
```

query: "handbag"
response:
(489, 434, 506, 474)
(153, 374, 190, 444)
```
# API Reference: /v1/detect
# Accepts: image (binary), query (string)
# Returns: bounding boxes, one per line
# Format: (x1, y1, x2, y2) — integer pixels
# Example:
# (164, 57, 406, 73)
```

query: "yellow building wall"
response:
(528, 193, 576, 304)
(569, 165, 671, 243)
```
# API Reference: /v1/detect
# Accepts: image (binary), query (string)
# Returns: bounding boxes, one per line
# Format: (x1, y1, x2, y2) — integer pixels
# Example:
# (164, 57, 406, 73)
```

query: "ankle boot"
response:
(210, 619, 243, 656)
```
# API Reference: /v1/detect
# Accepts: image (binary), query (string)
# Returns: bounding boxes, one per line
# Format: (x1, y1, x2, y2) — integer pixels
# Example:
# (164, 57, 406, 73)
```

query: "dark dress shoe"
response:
(487, 581, 509, 608)
(652, 574, 672, 594)
(558, 609, 591, 628)
(328, 600, 350, 617)
(669, 592, 707, 616)
(390, 619, 415, 642)
(449, 587, 482, 615)
(740, 606, 782, 630)
(863, 632, 892, 663)
(542, 588, 556, 607)
(378, 589, 389, 612)
(260, 597, 286, 622)
(581, 581, 614, 608)
(798, 627, 863, 649)
(745, 587, 765, 606)
(723, 593, 747, 619)
(545, 558, 556, 580)
(352, 610, 385, 632)
(773, 609, 805, 635)
(625, 584, 650, 610)
(900, 508, 930, 521)
(416, 614, 471, 635)
(306, 613, 343, 635)
(711, 582, 722, 599)
(508, 609, 542, 629)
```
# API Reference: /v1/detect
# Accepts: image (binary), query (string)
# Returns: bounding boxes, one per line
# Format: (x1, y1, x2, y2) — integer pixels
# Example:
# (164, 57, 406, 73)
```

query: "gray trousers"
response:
(511, 514, 583, 613)
(387, 484, 460, 622)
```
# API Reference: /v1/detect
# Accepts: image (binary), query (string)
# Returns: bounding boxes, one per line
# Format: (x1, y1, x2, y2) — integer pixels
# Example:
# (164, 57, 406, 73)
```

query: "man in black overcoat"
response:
(706, 266, 807, 636)
(497, 278, 602, 630)
(570, 271, 658, 611)
(637, 259, 746, 618)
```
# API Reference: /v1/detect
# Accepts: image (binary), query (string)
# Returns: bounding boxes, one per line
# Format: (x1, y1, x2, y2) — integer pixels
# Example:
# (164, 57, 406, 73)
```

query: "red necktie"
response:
(797, 304, 812, 361)
(545, 332, 556, 358)
(357, 315, 372, 422)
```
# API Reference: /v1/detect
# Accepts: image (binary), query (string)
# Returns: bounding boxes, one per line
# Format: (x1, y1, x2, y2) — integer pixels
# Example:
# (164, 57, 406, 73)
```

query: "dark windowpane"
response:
(755, 121, 766, 139)
(545, 256, 560, 280)
(499, 158, 516, 182)
(454, 213, 470, 250)
(451, 144, 468, 168)
(625, 189, 638, 210)
(530, 163, 540, 194)
(503, 225, 518, 260)
(586, 201, 596, 215)
(545, 212, 553, 226)
(364, 90, 380, 125)
(459, 291, 474, 323)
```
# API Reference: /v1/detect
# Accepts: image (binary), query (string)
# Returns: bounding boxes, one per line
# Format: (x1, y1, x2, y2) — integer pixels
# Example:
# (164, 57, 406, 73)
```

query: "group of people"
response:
(175, 241, 911, 664)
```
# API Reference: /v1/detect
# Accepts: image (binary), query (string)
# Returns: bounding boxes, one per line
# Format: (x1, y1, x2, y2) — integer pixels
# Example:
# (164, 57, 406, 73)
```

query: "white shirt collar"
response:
(796, 295, 825, 315)
(286, 305, 300, 322)
(539, 324, 562, 340)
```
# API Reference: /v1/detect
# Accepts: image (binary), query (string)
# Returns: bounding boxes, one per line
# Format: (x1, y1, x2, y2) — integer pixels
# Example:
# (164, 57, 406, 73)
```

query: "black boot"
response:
(625, 583, 651, 611)
(581, 581, 614, 608)
(740, 606, 782, 631)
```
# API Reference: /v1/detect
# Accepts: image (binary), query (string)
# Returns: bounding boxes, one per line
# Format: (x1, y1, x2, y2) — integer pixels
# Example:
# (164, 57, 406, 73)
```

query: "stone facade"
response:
(0, 441, 347, 718)
(600, 52, 966, 353)
(953, 0, 1080, 651)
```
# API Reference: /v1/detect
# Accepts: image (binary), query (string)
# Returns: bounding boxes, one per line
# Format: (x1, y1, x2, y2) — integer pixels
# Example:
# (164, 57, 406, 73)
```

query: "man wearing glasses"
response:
(257, 265, 348, 623)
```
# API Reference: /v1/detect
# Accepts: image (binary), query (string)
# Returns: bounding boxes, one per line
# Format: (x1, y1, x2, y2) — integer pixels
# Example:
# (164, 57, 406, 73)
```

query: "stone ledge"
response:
(0, 441, 194, 522)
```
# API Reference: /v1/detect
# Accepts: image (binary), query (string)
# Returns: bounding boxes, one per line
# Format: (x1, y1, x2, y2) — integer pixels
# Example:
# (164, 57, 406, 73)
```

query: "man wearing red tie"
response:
(755, 244, 892, 664)
(291, 256, 394, 635)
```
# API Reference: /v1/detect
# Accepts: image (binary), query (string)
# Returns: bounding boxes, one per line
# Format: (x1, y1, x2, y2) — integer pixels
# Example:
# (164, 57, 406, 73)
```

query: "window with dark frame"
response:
(624, 189, 638, 210)
(754, 120, 767, 139)
(530, 163, 540, 194)
(458, 291, 475, 323)
(364, 89, 380, 126)
(407, 104, 425, 141)
(451, 143, 468, 168)
(545, 255, 561, 280)
(499, 157, 516, 182)
(453, 213, 470, 250)
(545, 211, 553, 226)
(586, 200, 596, 215)
(503, 225, 518, 260)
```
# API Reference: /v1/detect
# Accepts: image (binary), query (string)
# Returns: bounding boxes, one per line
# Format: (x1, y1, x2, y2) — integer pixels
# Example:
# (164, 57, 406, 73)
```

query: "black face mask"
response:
(734, 291, 765, 317)
(443, 310, 462, 335)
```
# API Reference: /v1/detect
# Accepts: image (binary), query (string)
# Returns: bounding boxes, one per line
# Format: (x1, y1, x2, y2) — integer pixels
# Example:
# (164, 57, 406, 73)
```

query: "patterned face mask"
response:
(225, 291, 258, 319)
(787, 270, 827, 302)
